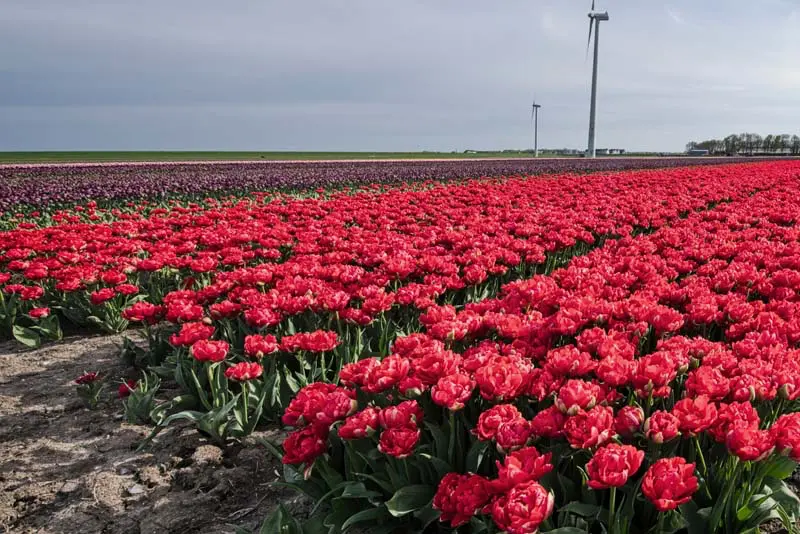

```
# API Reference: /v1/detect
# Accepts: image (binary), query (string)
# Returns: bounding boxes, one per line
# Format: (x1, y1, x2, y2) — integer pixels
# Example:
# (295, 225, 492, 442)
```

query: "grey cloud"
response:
(2, 0, 800, 151)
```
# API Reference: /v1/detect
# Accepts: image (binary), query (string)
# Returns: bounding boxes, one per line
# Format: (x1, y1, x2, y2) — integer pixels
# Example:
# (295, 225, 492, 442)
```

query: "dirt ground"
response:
(0, 334, 307, 534)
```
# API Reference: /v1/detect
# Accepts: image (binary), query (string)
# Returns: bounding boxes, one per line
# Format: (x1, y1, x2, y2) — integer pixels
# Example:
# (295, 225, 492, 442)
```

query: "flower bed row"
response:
(2, 163, 791, 351)
(99, 162, 800, 439)
(275, 176, 800, 533)
(0, 157, 782, 211)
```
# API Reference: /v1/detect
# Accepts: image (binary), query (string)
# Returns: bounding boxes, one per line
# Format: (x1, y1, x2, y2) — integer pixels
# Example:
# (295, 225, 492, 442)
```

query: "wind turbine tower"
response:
(531, 101, 541, 158)
(586, 1, 609, 158)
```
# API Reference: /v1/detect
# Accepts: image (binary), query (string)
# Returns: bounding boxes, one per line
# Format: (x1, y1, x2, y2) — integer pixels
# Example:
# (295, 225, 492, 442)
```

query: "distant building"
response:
(687, 149, 709, 156)
(596, 148, 625, 155)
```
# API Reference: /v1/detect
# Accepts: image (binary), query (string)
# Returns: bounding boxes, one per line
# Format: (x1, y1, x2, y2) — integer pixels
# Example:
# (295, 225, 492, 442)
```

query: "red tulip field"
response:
(4, 159, 800, 533)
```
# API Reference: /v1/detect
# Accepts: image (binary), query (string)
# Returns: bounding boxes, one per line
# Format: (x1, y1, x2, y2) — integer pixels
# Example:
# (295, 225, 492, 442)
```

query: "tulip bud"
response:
(398, 376, 424, 398)
(644, 411, 680, 444)
(615, 405, 644, 439)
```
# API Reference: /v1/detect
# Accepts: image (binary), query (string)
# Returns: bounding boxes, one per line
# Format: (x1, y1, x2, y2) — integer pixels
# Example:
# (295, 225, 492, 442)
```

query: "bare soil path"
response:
(0, 335, 300, 534)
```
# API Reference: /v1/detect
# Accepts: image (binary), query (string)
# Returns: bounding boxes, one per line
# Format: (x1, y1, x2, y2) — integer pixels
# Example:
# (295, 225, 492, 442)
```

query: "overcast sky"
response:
(2, 0, 800, 152)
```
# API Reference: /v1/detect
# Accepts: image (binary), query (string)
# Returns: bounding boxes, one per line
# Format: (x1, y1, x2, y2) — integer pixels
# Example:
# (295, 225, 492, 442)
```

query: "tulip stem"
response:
(708, 458, 741, 531)
(693, 437, 707, 476)
(693, 437, 713, 500)
(208, 364, 218, 408)
(241, 383, 249, 428)
(608, 486, 617, 533)
(656, 512, 665, 533)
(299, 352, 308, 387)
(448, 412, 456, 466)
(768, 398, 784, 426)
(742, 460, 768, 514)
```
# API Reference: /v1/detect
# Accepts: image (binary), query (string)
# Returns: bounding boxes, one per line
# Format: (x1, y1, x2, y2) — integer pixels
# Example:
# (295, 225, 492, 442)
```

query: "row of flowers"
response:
(98, 163, 800, 437)
(0, 156, 766, 211)
(275, 174, 800, 533)
(1, 163, 790, 352)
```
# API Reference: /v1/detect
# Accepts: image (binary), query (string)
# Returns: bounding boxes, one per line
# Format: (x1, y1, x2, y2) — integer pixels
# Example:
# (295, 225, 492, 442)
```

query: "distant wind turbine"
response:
(531, 99, 541, 158)
(585, 0, 609, 158)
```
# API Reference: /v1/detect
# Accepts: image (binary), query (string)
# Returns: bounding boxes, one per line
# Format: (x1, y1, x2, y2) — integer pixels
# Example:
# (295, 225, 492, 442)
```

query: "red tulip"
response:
(190, 339, 229, 363)
(586, 443, 645, 489)
(564, 405, 614, 449)
(475, 404, 521, 441)
(672, 395, 717, 436)
(118, 379, 137, 399)
(433, 473, 493, 528)
(431, 372, 474, 411)
(29, 307, 50, 319)
(614, 405, 644, 439)
(224, 362, 263, 381)
(282, 425, 328, 467)
(644, 410, 681, 443)
(491, 480, 555, 534)
(378, 427, 420, 458)
(243, 334, 278, 358)
(337, 407, 380, 440)
(492, 446, 554, 493)
(641, 457, 698, 512)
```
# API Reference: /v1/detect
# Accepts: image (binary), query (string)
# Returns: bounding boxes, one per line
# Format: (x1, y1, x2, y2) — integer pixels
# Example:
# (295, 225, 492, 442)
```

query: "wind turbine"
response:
(585, 0, 609, 158)
(531, 99, 541, 158)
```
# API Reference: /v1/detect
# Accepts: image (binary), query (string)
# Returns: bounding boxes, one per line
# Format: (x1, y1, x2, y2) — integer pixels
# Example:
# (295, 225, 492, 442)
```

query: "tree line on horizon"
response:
(686, 133, 800, 155)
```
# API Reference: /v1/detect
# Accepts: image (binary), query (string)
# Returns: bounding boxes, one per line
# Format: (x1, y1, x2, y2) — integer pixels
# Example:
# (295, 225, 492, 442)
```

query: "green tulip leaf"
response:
(385, 485, 435, 517)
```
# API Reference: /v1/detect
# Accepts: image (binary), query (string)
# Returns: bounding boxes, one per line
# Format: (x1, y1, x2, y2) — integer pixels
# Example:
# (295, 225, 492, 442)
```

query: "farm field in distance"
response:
(0, 151, 552, 164)
(4, 158, 800, 534)
(0, 150, 678, 164)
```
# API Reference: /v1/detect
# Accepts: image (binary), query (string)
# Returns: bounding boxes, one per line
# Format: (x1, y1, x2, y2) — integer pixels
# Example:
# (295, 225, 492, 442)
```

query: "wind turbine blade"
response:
(591, 0, 595, 11)
(585, 18, 594, 61)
